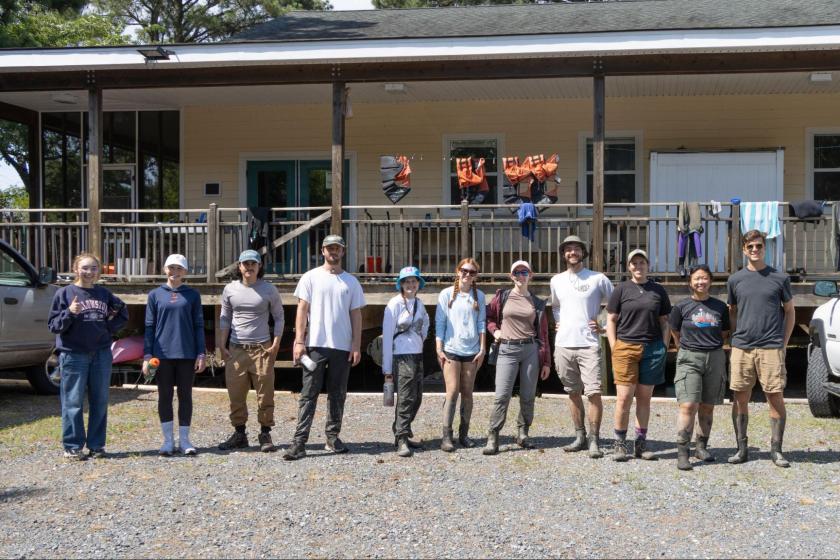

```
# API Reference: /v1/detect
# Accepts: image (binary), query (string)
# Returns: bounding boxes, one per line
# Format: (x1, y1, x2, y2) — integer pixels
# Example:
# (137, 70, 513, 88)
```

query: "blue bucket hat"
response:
(395, 266, 425, 291)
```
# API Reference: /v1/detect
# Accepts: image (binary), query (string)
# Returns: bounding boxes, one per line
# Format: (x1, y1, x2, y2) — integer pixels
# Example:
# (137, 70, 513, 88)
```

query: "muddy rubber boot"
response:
(587, 434, 603, 459)
(676, 430, 693, 471)
(563, 428, 587, 452)
(727, 414, 749, 465)
(770, 417, 790, 468)
(633, 438, 657, 460)
(482, 430, 499, 456)
(440, 427, 456, 453)
(458, 422, 476, 448)
(611, 438, 629, 462)
(695, 435, 715, 462)
(516, 425, 534, 449)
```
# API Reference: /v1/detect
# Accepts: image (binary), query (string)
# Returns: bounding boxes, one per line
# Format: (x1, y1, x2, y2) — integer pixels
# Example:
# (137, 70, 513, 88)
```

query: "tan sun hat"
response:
(559, 235, 589, 259)
(627, 248, 649, 263)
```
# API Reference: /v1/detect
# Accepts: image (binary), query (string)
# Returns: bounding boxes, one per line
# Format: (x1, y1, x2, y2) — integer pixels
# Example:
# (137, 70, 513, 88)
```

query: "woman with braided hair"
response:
(435, 258, 486, 452)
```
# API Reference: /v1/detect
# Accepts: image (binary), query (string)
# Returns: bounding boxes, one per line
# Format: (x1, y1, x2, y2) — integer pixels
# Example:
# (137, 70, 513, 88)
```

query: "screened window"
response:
(446, 137, 499, 205)
(813, 134, 840, 201)
(583, 137, 639, 204)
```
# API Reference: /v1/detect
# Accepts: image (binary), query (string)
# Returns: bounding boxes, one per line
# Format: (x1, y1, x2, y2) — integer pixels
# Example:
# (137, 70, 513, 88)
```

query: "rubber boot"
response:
(458, 422, 476, 448)
(634, 438, 657, 460)
(563, 428, 587, 452)
(440, 427, 456, 453)
(159, 421, 174, 456)
(770, 417, 790, 468)
(516, 425, 534, 449)
(694, 435, 715, 462)
(727, 414, 749, 464)
(676, 430, 693, 471)
(482, 430, 499, 456)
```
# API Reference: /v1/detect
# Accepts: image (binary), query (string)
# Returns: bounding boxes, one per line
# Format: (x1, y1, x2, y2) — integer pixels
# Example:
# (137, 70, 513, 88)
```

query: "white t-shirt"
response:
(294, 267, 366, 352)
(550, 268, 614, 348)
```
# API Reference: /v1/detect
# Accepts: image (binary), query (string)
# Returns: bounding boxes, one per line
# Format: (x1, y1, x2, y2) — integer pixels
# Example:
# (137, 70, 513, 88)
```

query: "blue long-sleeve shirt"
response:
(435, 286, 486, 356)
(48, 284, 129, 353)
(144, 284, 206, 360)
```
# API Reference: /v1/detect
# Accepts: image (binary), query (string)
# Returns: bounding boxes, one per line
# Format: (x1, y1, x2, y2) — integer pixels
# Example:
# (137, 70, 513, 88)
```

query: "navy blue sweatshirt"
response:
(144, 284, 206, 360)
(48, 284, 129, 353)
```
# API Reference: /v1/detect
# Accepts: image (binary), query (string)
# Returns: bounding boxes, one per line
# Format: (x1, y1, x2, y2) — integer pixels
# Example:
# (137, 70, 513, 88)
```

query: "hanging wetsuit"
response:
(677, 201, 703, 276)
(381, 155, 412, 204)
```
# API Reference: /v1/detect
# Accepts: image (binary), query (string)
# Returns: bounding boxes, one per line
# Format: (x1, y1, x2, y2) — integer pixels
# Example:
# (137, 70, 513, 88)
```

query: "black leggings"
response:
(157, 359, 195, 425)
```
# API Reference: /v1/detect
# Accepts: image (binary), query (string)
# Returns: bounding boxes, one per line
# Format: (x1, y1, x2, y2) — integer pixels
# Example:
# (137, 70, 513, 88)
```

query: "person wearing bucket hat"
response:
(382, 266, 430, 457)
(482, 260, 550, 455)
(143, 254, 206, 456)
(284, 233, 366, 460)
(218, 249, 285, 453)
(550, 235, 614, 459)
(605, 248, 671, 462)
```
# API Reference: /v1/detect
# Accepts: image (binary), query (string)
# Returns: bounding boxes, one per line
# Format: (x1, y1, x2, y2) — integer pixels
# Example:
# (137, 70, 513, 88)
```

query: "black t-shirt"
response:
(727, 266, 792, 349)
(606, 280, 672, 344)
(669, 297, 730, 351)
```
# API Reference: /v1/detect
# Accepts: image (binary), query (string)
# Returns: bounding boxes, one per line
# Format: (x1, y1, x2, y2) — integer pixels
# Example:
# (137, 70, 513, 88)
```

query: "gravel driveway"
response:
(1, 381, 839, 559)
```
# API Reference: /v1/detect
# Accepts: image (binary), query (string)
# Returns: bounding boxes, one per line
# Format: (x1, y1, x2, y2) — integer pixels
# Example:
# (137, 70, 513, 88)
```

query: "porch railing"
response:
(1, 201, 836, 282)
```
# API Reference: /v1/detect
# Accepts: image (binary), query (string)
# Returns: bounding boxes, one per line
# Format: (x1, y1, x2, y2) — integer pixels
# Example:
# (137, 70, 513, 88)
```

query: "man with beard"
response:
(550, 235, 614, 458)
(284, 235, 366, 460)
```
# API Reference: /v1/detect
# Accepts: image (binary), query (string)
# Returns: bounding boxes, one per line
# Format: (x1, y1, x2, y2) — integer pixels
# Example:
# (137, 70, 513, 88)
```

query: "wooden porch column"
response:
(591, 73, 605, 272)
(87, 86, 103, 259)
(331, 82, 347, 235)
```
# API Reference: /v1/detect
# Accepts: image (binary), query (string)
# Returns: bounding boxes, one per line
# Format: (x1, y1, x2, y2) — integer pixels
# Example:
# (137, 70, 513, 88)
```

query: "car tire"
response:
(806, 346, 840, 418)
(26, 353, 60, 396)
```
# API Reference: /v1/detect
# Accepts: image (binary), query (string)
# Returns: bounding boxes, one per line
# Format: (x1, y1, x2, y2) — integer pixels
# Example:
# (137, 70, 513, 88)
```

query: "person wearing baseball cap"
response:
(143, 254, 206, 456)
(483, 260, 550, 455)
(284, 233, 366, 460)
(605, 248, 671, 462)
(550, 235, 614, 459)
(382, 266, 430, 457)
(218, 249, 285, 453)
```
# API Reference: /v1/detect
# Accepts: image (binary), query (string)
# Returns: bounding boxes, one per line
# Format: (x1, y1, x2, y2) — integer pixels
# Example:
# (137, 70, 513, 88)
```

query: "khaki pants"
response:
(226, 343, 275, 428)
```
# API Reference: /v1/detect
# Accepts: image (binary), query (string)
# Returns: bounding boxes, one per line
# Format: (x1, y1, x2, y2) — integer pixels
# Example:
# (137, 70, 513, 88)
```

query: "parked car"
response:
(807, 280, 840, 417)
(0, 239, 58, 394)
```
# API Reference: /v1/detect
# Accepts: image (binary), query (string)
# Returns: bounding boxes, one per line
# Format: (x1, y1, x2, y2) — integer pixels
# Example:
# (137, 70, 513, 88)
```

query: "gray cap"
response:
(627, 248, 649, 263)
(322, 234, 346, 248)
(559, 235, 589, 259)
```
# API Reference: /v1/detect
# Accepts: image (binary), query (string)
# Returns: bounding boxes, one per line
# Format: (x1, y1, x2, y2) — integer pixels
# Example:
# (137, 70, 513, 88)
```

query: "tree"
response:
(92, 0, 331, 44)
(0, 1, 124, 47)
(372, 0, 607, 7)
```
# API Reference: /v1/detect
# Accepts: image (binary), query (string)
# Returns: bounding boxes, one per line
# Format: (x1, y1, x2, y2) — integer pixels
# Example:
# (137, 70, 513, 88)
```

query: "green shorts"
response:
(674, 347, 727, 405)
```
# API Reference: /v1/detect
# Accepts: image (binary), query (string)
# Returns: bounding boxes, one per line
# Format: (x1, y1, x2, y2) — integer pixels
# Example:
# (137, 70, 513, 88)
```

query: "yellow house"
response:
(1, 0, 839, 288)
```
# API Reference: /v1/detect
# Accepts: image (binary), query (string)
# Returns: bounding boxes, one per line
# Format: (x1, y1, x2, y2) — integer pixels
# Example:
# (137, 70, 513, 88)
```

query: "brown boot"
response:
(676, 430, 693, 471)
(694, 435, 715, 462)
(440, 427, 455, 453)
(482, 430, 499, 456)
(770, 417, 790, 468)
(728, 414, 749, 464)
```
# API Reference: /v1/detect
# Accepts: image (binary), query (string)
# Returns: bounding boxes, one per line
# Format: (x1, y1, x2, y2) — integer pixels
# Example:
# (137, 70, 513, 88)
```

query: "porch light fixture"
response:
(137, 46, 174, 61)
(50, 93, 78, 105)
(384, 82, 407, 93)
(810, 72, 833, 83)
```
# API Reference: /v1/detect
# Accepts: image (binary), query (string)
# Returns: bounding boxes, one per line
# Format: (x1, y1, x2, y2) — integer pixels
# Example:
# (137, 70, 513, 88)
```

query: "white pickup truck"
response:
(807, 280, 840, 417)
(0, 239, 58, 394)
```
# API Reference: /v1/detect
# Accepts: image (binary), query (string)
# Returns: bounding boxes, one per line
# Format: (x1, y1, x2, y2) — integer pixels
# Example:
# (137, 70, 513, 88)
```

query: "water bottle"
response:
(145, 357, 160, 383)
(383, 378, 395, 407)
(300, 354, 318, 372)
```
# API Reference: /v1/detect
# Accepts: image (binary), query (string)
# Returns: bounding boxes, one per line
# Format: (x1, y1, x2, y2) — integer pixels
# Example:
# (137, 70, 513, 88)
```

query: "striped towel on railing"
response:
(740, 201, 781, 238)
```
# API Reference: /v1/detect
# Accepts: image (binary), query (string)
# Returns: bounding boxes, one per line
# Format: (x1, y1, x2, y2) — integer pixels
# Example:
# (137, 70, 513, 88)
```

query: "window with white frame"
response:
(812, 133, 840, 201)
(580, 135, 641, 204)
(445, 136, 499, 205)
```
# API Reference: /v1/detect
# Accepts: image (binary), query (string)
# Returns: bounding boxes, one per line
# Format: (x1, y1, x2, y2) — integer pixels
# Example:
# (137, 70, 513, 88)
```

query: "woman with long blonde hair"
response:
(435, 258, 486, 451)
(48, 252, 128, 460)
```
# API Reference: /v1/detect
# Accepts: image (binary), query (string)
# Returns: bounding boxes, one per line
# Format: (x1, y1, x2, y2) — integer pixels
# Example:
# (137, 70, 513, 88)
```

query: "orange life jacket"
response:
(456, 157, 489, 192)
(394, 155, 411, 187)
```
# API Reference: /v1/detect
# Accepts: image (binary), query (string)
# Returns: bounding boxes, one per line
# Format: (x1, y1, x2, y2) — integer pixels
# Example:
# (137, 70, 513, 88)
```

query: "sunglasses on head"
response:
(745, 243, 764, 250)
(512, 269, 530, 277)
(459, 268, 478, 276)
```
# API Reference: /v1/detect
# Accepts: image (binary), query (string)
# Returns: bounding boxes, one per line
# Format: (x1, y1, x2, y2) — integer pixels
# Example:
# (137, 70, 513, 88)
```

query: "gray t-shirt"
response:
(727, 266, 792, 349)
(220, 279, 285, 344)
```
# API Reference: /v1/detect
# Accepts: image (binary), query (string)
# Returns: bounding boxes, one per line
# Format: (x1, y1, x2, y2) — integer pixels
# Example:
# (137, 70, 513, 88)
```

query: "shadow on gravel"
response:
(0, 486, 48, 504)
(0, 385, 143, 432)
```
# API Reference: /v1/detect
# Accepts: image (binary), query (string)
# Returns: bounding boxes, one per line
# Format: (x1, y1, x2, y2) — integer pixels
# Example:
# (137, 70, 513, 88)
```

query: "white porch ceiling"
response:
(1, 72, 838, 112)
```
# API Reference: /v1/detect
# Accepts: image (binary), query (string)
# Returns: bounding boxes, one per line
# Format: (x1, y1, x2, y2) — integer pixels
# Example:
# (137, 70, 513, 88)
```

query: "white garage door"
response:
(649, 150, 784, 273)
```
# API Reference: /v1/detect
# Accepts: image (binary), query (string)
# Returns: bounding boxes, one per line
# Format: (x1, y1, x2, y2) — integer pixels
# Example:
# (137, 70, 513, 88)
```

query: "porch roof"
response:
(236, 0, 840, 43)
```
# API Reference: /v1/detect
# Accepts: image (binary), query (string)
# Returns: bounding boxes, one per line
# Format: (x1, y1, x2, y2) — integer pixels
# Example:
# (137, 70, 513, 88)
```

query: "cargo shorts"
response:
(729, 347, 786, 394)
(674, 347, 726, 405)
